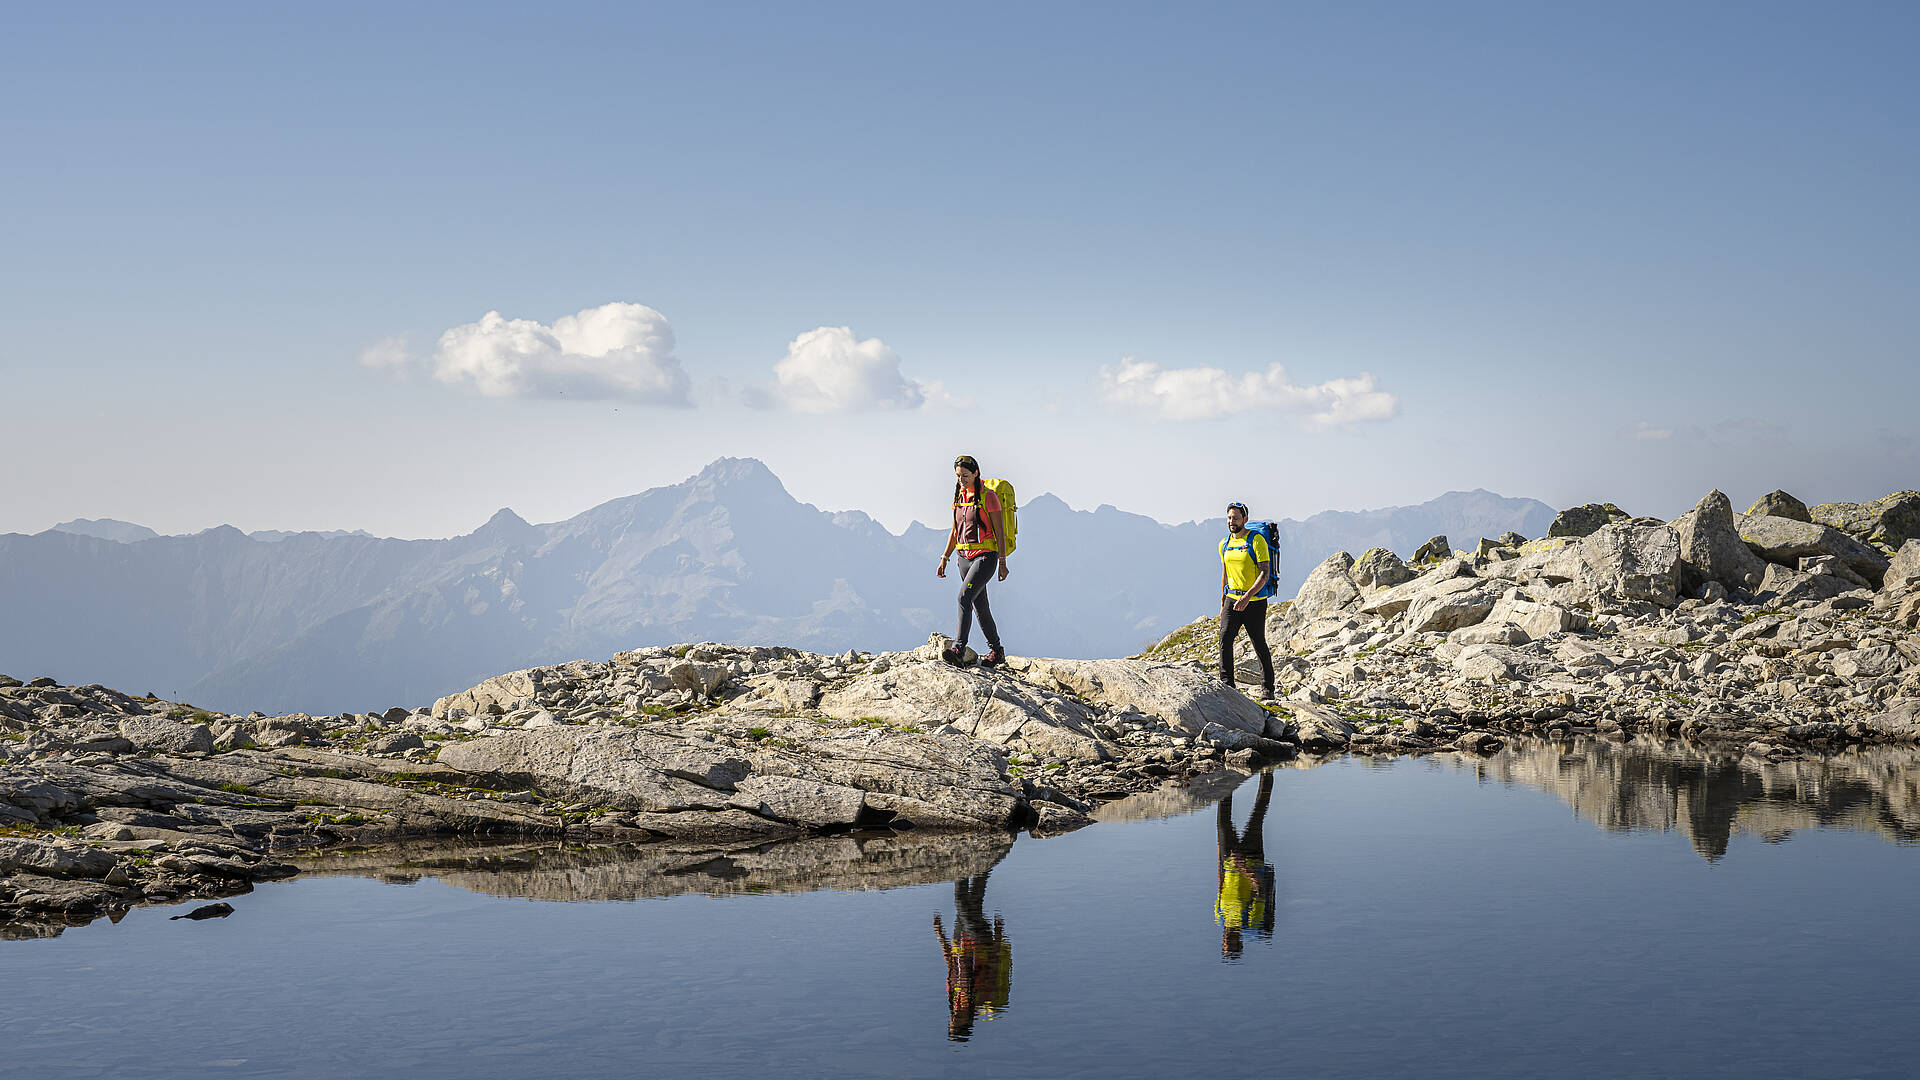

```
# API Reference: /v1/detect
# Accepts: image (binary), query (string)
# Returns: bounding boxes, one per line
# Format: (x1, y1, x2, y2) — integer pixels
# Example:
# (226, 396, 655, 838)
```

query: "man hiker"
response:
(1219, 501, 1276, 701)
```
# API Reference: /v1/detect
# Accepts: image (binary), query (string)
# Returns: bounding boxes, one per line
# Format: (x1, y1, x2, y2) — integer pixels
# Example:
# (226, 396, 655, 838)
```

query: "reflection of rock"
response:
(292, 831, 1013, 902)
(1446, 736, 1920, 860)
(1089, 769, 1252, 823)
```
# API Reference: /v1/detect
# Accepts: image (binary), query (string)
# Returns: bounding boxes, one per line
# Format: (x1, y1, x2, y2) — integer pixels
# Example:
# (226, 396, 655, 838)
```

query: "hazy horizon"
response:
(17, 457, 1553, 542)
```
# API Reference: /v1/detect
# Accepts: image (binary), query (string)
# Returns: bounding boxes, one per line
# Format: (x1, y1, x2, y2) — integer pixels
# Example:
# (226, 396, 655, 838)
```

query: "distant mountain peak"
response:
(47, 518, 158, 543)
(688, 457, 788, 500)
(696, 456, 777, 482)
(472, 507, 544, 547)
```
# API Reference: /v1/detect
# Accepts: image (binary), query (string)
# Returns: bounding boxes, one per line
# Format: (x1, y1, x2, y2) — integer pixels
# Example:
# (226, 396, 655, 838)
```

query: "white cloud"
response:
(357, 337, 412, 370)
(365, 302, 691, 404)
(1097, 358, 1399, 428)
(762, 326, 957, 413)
(1629, 422, 1675, 441)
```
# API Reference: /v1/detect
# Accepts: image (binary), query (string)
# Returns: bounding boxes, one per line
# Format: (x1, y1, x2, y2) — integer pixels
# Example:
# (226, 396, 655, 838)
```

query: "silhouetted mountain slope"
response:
(0, 459, 1549, 714)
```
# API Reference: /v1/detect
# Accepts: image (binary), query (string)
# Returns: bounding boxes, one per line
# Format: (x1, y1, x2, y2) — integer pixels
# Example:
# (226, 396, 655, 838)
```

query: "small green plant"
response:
(217, 782, 254, 795)
(747, 727, 773, 741)
(670, 644, 695, 658)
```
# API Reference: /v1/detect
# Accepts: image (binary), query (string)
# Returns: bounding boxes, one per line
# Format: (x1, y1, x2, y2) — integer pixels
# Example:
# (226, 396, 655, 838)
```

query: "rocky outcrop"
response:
(1134, 487, 1919, 768)
(1738, 513, 1890, 588)
(435, 721, 1027, 833)
(1887, 541, 1920, 594)
(0, 632, 1310, 933)
(1351, 548, 1414, 592)
(1747, 490, 1812, 523)
(1673, 490, 1769, 594)
(1290, 552, 1362, 621)
(1810, 491, 1920, 553)
(1547, 503, 1631, 539)
(1537, 523, 1682, 608)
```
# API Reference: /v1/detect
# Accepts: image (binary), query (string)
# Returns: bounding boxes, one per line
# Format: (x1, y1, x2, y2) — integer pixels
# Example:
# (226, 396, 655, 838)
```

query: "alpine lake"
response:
(7, 736, 1919, 1080)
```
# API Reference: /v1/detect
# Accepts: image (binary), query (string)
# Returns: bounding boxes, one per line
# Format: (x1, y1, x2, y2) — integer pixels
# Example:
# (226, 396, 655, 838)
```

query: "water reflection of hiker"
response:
(937, 454, 1008, 668)
(1219, 501, 1276, 701)
(933, 871, 1012, 1041)
(1216, 771, 1276, 961)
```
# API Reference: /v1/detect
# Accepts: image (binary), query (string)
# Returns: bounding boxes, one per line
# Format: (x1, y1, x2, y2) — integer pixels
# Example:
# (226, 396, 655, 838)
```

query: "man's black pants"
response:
(1218, 596, 1274, 699)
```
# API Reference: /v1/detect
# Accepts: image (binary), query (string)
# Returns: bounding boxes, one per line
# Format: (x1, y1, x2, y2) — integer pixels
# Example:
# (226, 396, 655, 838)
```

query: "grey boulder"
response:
(1738, 514, 1889, 588)
(1547, 503, 1631, 539)
(1350, 547, 1414, 592)
(1542, 523, 1682, 607)
(1746, 490, 1812, 522)
(117, 717, 214, 755)
(1810, 491, 1920, 551)
(1289, 552, 1362, 620)
(1672, 490, 1769, 594)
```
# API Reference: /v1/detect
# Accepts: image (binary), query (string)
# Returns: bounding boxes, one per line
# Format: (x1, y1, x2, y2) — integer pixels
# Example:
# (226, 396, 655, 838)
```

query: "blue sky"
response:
(3, 1, 1915, 537)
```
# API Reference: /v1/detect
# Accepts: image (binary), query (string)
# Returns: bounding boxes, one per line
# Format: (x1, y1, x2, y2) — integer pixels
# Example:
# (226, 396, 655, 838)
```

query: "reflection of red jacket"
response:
(953, 488, 1003, 553)
(936, 915, 1011, 1036)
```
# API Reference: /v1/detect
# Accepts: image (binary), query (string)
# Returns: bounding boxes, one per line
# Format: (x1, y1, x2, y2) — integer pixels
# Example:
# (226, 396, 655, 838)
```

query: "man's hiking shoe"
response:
(980, 648, 1005, 668)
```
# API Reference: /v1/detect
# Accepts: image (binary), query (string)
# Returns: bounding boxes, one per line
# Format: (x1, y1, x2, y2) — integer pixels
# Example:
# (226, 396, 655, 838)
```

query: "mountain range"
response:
(0, 458, 1551, 714)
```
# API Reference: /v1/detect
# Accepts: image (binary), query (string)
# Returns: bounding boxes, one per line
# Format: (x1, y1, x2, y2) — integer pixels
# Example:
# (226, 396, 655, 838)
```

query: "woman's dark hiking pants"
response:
(1219, 596, 1274, 699)
(956, 552, 1002, 652)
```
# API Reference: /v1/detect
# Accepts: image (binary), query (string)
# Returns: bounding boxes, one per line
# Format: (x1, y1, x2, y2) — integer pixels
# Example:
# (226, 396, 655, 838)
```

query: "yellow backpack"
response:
(982, 477, 1018, 556)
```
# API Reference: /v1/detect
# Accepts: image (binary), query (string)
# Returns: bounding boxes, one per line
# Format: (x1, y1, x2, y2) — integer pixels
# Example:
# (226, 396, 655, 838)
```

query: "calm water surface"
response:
(6, 737, 1919, 1080)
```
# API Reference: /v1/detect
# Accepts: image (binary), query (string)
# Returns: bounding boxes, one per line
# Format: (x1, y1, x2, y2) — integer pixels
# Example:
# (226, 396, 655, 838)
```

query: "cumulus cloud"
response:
(1629, 421, 1675, 441)
(360, 302, 692, 404)
(760, 326, 959, 412)
(1097, 358, 1399, 428)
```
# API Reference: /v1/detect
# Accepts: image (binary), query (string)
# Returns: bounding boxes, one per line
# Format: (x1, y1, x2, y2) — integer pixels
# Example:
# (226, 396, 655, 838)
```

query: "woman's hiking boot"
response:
(980, 647, 1005, 668)
(943, 645, 981, 667)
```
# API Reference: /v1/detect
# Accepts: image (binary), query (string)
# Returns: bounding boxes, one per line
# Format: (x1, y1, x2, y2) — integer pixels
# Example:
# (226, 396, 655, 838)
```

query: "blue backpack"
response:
(1222, 521, 1280, 600)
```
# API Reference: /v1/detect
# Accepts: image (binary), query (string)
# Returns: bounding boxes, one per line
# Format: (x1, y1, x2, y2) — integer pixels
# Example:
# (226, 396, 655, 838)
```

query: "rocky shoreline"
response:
(4, 486, 1917, 936)
(1143, 489, 1920, 758)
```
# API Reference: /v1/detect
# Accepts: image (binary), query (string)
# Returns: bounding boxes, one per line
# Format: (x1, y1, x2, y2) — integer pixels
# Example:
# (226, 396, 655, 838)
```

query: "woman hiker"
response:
(937, 455, 1009, 667)
(1219, 501, 1275, 700)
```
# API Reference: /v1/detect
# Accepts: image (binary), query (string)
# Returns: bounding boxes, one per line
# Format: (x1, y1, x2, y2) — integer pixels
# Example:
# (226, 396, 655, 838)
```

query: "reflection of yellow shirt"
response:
(1220, 533, 1271, 599)
(1216, 864, 1263, 929)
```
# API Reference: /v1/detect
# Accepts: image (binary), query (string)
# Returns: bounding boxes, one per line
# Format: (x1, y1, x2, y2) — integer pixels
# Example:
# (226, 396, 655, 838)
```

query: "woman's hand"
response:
(997, 560, 1009, 582)
(936, 559, 948, 578)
